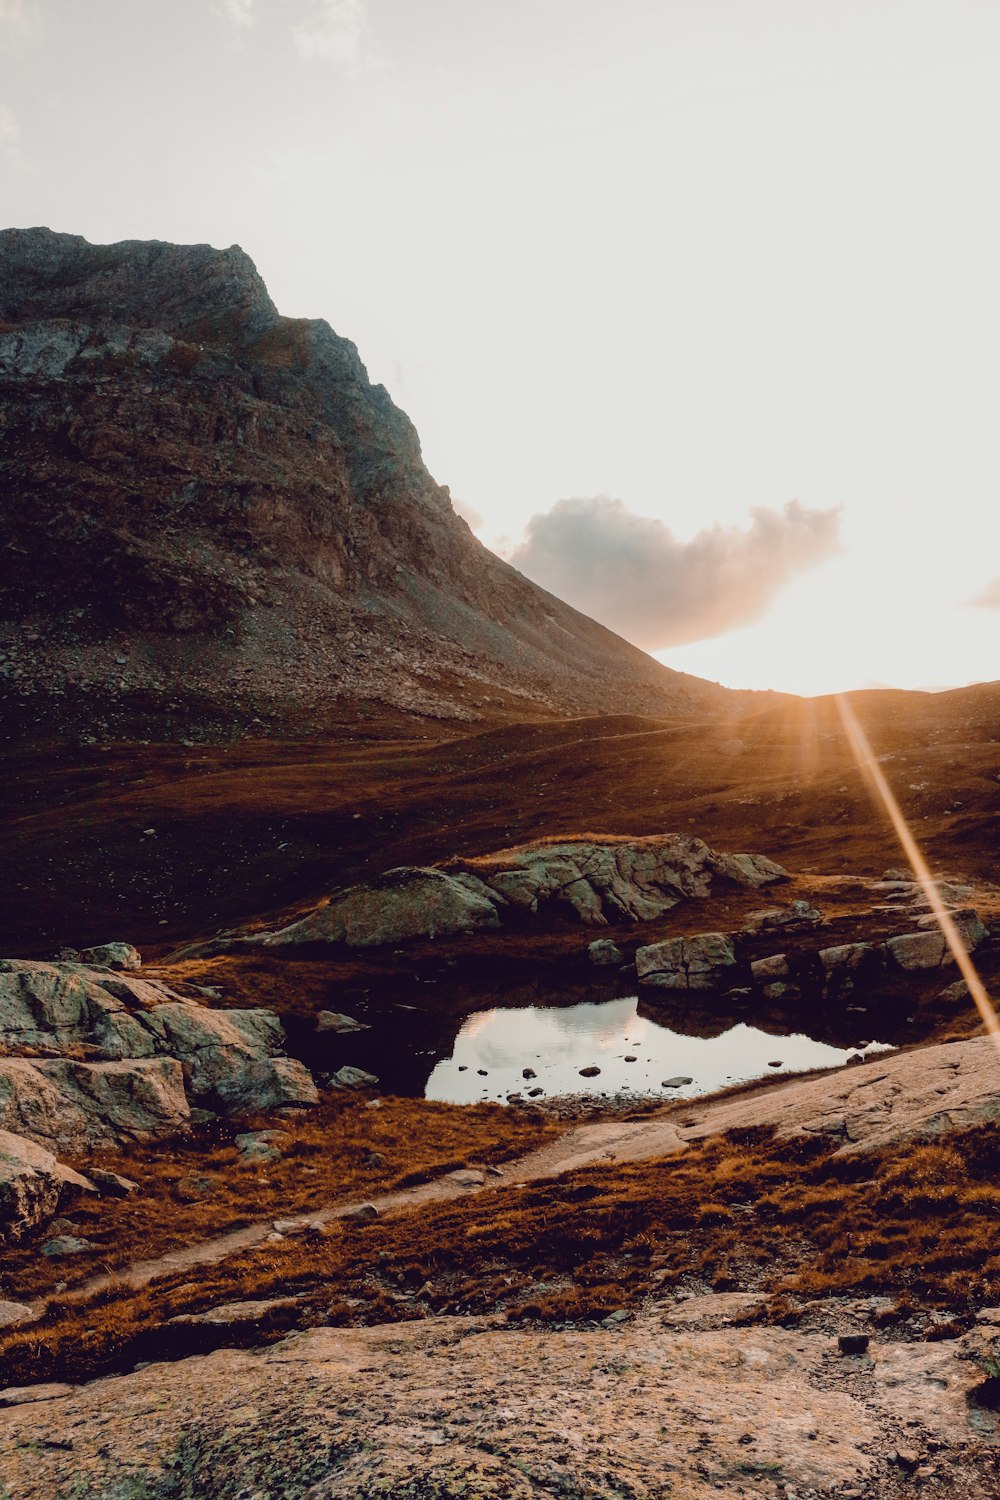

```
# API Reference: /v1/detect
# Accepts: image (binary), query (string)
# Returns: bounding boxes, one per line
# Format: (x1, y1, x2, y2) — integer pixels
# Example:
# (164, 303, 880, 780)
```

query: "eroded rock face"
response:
(261, 835, 788, 949)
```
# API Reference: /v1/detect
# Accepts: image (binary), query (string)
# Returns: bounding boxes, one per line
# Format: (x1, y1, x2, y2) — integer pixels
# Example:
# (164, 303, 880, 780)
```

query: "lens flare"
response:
(835, 694, 1000, 1057)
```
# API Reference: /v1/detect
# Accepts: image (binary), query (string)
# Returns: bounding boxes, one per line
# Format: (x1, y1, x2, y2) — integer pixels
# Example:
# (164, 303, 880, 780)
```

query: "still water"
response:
(424, 995, 890, 1105)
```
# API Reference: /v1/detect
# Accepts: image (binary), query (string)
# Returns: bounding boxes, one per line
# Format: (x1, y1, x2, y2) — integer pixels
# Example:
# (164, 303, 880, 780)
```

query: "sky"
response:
(2, 0, 999, 695)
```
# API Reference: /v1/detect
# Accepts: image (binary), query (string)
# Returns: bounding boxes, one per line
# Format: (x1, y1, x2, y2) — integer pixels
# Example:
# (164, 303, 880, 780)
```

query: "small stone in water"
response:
(661, 1076, 693, 1088)
(522, 1067, 536, 1079)
(624, 1055, 637, 1063)
(579, 1066, 601, 1078)
(768, 1060, 783, 1068)
(477, 1069, 488, 1076)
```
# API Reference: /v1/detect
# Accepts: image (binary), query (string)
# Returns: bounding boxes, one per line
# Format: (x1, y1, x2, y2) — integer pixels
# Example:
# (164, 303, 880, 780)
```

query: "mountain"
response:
(0, 228, 730, 741)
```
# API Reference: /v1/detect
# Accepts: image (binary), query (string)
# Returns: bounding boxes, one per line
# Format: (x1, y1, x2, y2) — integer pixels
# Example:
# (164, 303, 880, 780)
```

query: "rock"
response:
(342, 1202, 379, 1223)
(264, 868, 502, 948)
(914, 907, 988, 949)
(205, 1055, 318, 1114)
(0, 1129, 95, 1242)
(751, 953, 790, 982)
(315, 1010, 368, 1033)
(759, 901, 821, 929)
(662, 1076, 694, 1088)
(0, 1057, 191, 1152)
(41, 1235, 97, 1256)
(885, 930, 950, 970)
(818, 942, 871, 975)
(768, 1060, 783, 1068)
(636, 933, 736, 990)
(88, 1168, 139, 1198)
(76, 943, 142, 971)
(0, 1298, 33, 1327)
(448, 1170, 485, 1187)
(235, 1129, 291, 1162)
(0, 1382, 76, 1407)
(329, 1065, 379, 1091)
(167, 1297, 300, 1329)
(579, 1066, 601, 1078)
(837, 1333, 870, 1355)
(588, 939, 623, 967)
(522, 1067, 536, 1079)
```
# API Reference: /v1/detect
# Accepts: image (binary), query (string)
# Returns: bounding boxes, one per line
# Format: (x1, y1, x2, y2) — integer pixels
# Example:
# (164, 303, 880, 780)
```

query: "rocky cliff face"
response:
(0, 228, 725, 740)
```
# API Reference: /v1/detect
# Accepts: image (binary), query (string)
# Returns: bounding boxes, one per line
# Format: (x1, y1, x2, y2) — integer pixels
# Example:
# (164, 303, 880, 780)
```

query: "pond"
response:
(423, 995, 891, 1104)
(291, 979, 896, 1105)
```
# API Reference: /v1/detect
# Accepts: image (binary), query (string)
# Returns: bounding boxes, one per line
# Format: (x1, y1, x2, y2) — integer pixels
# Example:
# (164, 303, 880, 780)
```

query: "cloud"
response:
(214, 0, 256, 26)
(292, 0, 368, 65)
(968, 578, 1000, 609)
(508, 497, 843, 649)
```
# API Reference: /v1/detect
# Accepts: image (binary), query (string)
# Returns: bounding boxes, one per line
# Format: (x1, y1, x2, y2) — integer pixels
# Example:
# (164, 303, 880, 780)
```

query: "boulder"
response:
(235, 1129, 291, 1162)
(914, 908, 988, 949)
(89, 1167, 139, 1198)
(315, 1010, 368, 1033)
(41, 1234, 97, 1256)
(636, 933, 737, 991)
(77, 943, 142, 971)
(886, 931, 949, 971)
(0, 1056, 190, 1153)
(588, 939, 624, 967)
(0, 1299, 32, 1327)
(329, 1065, 379, 1091)
(0, 1128, 95, 1243)
(214, 1056, 318, 1113)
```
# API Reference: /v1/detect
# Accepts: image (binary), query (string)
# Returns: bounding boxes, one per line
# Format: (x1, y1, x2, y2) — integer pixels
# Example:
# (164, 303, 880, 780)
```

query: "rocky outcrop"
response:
(3, 1299, 997, 1500)
(748, 907, 989, 1004)
(0, 228, 727, 739)
(264, 868, 502, 948)
(0, 960, 316, 1150)
(260, 835, 788, 949)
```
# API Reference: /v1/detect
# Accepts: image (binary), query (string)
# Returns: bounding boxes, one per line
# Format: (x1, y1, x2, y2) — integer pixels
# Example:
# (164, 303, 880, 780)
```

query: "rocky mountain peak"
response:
(0, 228, 728, 741)
(0, 227, 278, 344)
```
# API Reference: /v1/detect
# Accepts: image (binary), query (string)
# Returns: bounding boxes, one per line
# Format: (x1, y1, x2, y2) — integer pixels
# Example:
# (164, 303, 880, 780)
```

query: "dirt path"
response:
(27, 1034, 1000, 1322)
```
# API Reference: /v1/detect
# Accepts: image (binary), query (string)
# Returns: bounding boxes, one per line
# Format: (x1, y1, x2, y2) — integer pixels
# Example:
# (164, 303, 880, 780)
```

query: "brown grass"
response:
(0, 1095, 558, 1299)
(5, 1118, 999, 1388)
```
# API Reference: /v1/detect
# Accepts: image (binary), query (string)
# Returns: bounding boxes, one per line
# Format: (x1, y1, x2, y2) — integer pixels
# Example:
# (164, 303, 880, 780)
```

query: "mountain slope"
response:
(0, 228, 730, 739)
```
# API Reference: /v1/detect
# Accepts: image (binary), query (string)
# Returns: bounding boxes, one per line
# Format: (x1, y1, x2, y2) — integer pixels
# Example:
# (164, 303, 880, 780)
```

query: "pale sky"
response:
(2, 0, 999, 695)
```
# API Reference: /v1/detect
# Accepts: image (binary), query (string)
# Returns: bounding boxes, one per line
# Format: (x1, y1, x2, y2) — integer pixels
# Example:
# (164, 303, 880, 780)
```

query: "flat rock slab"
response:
(0, 1313, 993, 1498)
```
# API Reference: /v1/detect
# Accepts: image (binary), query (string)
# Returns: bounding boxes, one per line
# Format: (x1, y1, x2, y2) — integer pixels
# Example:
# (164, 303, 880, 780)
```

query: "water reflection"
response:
(424, 995, 890, 1104)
